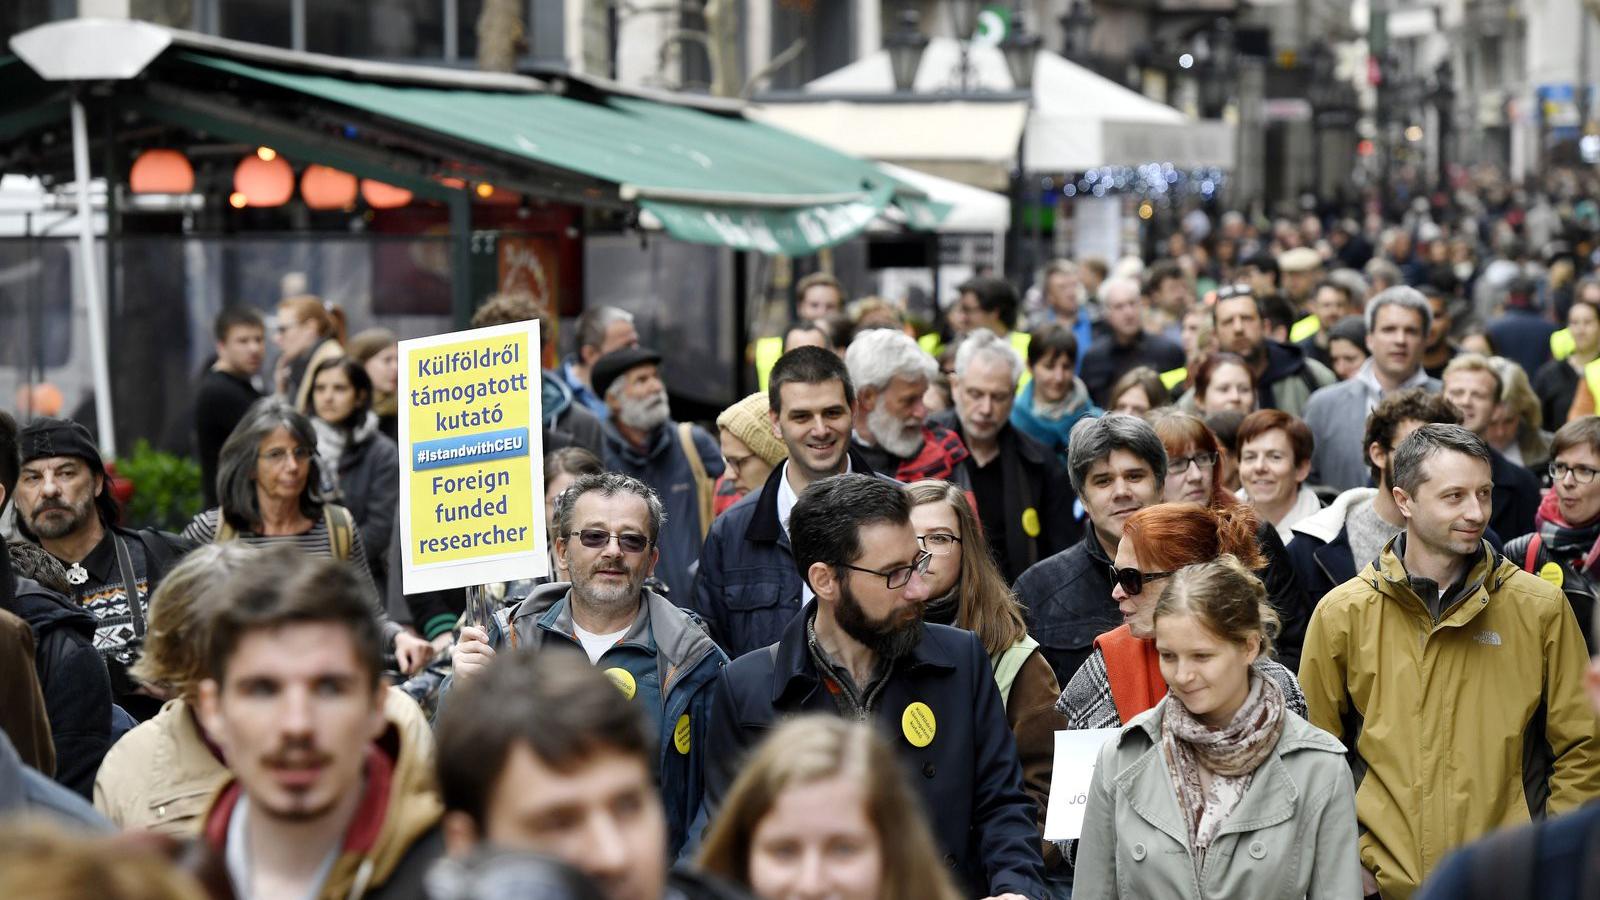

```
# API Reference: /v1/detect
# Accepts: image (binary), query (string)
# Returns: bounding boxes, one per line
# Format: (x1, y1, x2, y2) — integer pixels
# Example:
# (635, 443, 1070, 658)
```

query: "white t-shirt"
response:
(573, 620, 631, 664)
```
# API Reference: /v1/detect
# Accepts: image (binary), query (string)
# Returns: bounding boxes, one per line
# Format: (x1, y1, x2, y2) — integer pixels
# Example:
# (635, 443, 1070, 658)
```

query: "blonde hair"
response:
(129, 543, 259, 699)
(0, 820, 208, 900)
(905, 480, 1027, 656)
(1153, 554, 1280, 656)
(697, 716, 962, 900)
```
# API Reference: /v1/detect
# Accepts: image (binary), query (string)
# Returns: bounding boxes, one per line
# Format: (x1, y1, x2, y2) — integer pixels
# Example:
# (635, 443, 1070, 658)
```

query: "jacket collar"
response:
(934, 411, 1043, 467)
(769, 607, 957, 707)
(600, 418, 674, 464)
(1366, 534, 1511, 627)
(1290, 487, 1378, 544)
(519, 584, 722, 694)
(744, 446, 876, 544)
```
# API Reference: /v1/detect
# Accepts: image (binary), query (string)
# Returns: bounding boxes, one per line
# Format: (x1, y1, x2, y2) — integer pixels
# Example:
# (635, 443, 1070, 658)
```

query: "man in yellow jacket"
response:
(1299, 423, 1600, 900)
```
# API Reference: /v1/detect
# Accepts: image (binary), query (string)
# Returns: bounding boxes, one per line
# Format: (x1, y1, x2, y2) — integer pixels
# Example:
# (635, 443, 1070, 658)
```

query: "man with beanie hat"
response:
(593, 349, 725, 599)
(11, 418, 191, 721)
(713, 392, 788, 517)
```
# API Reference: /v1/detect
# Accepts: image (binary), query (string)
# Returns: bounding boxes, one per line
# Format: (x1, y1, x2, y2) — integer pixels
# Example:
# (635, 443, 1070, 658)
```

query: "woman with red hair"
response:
(1056, 502, 1306, 730)
(1147, 409, 1314, 670)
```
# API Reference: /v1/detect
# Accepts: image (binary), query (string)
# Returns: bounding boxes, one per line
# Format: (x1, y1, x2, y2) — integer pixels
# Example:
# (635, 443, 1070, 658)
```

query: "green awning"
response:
(178, 53, 944, 254)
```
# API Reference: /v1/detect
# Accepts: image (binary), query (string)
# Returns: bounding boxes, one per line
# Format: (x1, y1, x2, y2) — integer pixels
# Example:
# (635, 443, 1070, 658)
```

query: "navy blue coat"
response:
(1417, 802, 1600, 900)
(703, 614, 1046, 899)
(688, 449, 878, 661)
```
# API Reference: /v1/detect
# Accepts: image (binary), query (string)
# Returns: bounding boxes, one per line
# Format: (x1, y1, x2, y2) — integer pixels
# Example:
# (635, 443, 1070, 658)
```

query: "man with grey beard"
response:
(450, 472, 727, 859)
(593, 347, 725, 598)
(845, 328, 973, 486)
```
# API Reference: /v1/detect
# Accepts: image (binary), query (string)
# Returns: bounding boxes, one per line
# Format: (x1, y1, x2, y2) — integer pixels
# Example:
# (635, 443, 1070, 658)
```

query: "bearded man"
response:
(702, 473, 1046, 900)
(844, 328, 973, 487)
(594, 347, 724, 598)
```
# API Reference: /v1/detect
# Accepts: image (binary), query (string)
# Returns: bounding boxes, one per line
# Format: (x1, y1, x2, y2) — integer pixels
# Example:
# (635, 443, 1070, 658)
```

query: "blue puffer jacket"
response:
(504, 582, 726, 859)
(600, 419, 725, 600)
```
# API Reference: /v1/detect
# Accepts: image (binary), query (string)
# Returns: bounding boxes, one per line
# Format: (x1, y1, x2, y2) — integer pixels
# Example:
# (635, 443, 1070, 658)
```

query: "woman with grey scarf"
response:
(1074, 556, 1361, 899)
(308, 355, 399, 585)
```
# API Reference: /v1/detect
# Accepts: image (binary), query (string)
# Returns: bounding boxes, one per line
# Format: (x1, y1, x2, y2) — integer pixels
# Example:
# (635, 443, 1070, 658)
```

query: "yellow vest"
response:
(1553, 328, 1576, 362)
(1584, 357, 1600, 409)
(1290, 314, 1321, 344)
(754, 336, 785, 392)
(1160, 367, 1189, 390)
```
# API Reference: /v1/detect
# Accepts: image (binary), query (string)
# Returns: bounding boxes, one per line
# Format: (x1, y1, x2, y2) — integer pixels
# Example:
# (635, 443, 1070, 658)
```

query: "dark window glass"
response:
(307, 0, 445, 59)
(218, 0, 292, 48)
(457, 0, 484, 62)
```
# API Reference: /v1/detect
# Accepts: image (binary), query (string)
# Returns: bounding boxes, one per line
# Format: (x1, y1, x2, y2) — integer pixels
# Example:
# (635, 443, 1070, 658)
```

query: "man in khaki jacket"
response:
(1300, 424, 1600, 899)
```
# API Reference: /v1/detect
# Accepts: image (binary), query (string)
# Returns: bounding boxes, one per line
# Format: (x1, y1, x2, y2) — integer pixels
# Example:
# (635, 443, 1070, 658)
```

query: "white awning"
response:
(877, 162, 1010, 232)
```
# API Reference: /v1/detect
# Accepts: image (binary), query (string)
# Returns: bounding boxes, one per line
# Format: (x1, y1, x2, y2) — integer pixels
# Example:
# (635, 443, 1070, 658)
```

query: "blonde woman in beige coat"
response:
(1074, 556, 1361, 900)
(92, 544, 433, 835)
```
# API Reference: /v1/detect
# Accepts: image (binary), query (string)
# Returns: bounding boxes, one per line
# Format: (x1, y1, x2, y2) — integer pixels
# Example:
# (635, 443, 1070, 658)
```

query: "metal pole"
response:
(70, 96, 117, 457)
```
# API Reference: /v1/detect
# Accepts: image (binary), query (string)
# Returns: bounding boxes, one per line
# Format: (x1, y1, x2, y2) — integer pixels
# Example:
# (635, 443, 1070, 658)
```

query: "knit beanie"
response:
(715, 392, 788, 467)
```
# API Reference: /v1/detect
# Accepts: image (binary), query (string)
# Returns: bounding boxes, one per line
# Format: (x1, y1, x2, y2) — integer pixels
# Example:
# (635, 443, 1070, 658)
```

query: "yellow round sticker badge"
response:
(604, 667, 637, 700)
(1021, 507, 1041, 538)
(902, 702, 937, 748)
(674, 714, 692, 755)
(1539, 561, 1565, 589)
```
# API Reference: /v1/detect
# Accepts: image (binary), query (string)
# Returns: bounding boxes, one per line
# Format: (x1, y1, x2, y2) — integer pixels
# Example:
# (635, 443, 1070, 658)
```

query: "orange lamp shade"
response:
(301, 164, 358, 210)
(233, 154, 294, 207)
(129, 149, 194, 194)
(360, 179, 413, 209)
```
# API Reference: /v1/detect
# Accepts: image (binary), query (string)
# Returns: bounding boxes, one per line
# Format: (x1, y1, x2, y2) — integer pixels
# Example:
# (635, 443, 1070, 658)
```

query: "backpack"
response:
(215, 505, 356, 561)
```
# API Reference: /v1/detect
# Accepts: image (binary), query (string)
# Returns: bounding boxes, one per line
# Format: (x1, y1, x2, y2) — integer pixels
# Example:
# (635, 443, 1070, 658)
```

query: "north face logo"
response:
(1473, 630, 1503, 646)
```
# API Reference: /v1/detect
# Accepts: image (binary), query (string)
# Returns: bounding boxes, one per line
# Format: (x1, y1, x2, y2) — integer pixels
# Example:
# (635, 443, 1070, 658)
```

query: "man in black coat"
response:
(703, 474, 1045, 899)
(0, 538, 111, 798)
(936, 330, 1079, 582)
(193, 308, 265, 509)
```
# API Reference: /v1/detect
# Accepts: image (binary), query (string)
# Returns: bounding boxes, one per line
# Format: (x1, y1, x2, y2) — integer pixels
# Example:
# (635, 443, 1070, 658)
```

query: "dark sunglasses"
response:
(1109, 564, 1178, 596)
(566, 529, 652, 554)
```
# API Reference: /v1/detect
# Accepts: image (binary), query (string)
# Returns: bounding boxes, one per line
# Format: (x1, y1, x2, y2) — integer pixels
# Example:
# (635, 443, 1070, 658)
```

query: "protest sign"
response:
(1043, 728, 1120, 841)
(398, 320, 546, 594)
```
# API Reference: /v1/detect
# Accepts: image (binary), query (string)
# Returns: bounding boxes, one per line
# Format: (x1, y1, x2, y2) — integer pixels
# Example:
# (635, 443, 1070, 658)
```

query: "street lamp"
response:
(950, 0, 980, 41)
(1001, 9, 1042, 90)
(885, 6, 929, 93)
(1059, 0, 1095, 62)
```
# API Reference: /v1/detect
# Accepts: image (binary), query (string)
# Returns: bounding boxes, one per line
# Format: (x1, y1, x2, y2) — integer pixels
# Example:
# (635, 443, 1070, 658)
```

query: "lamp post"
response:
(885, 6, 929, 93)
(1059, 0, 1095, 63)
(1431, 59, 1456, 191)
(1000, 9, 1042, 90)
(1002, 8, 1043, 283)
(949, 0, 980, 40)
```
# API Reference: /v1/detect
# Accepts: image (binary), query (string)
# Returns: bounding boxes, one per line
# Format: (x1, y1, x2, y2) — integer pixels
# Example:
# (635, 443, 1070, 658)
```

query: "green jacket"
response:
(1298, 537, 1600, 899)
(1075, 696, 1361, 899)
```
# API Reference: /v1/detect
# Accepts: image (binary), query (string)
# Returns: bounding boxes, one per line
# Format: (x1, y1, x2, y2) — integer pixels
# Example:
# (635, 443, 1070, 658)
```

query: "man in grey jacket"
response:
(1303, 286, 1441, 491)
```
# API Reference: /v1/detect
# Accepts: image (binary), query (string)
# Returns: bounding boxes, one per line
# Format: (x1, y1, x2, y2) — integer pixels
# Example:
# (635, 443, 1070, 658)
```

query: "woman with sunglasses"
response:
(1075, 555, 1361, 900)
(906, 481, 1067, 874)
(1057, 502, 1305, 731)
(1149, 409, 1314, 671)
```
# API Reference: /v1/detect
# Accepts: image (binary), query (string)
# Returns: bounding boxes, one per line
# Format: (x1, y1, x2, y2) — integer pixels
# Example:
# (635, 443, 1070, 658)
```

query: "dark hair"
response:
(216, 397, 326, 532)
(1314, 278, 1356, 309)
(1204, 409, 1246, 457)
(1237, 409, 1315, 467)
(769, 346, 855, 413)
(544, 447, 603, 485)
(1108, 367, 1171, 412)
(0, 410, 15, 513)
(785, 320, 834, 351)
(956, 276, 1020, 330)
(1391, 423, 1492, 496)
(1241, 252, 1279, 282)
(789, 474, 909, 586)
(1553, 416, 1600, 461)
(1143, 260, 1184, 295)
(1027, 322, 1078, 368)
(213, 307, 265, 343)
(1363, 389, 1461, 487)
(308, 356, 374, 430)
(205, 545, 385, 687)
(435, 650, 654, 827)
(552, 471, 665, 543)
(1257, 292, 1297, 333)
(1066, 414, 1169, 496)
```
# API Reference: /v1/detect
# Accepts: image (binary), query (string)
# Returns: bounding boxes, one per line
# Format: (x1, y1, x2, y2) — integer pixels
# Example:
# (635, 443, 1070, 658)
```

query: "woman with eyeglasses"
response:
(713, 392, 788, 518)
(1148, 409, 1315, 671)
(906, 480, 1067, 874)
(1503, 415, 1600, 654)
(181, 397, 433, 674)
(1057, 502, 1306, 732)
(1074, 555, 1361, 900)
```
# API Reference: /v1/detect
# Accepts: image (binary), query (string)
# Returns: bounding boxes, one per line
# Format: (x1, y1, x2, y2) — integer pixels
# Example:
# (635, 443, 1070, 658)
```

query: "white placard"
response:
(1043, 728, 1120, 841)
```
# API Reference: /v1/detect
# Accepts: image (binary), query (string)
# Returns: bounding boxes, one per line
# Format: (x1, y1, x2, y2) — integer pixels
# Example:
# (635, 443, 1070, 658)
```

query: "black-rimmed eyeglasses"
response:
(844, 550, 933, 590)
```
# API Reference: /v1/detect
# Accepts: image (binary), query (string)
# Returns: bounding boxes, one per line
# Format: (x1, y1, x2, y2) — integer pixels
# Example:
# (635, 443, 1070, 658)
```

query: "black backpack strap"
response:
(133, 529, 185, 584)
(1466, 822, 1540, 900)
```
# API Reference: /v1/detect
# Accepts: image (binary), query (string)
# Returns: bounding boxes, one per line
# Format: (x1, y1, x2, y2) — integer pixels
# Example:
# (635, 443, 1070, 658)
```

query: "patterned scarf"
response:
(1535, 489, 1600, 575)
(1160, 671, 1285, 875)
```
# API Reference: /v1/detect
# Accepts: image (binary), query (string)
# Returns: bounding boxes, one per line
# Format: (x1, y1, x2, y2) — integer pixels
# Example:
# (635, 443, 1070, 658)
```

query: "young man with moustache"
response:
(1012, 414, 1169, 687)
(451, 473, 726, 859)
(196, 546, 442, 900)
(1299, 424, 1600, 899)
(702, 474, 1045, 900)
(691, 347, 877, 660)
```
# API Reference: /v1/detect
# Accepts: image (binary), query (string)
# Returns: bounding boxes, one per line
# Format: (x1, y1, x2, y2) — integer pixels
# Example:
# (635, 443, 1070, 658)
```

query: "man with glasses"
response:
(1187, 284, 1335, 418)
(703, 474, 1046, 900)
(451, 472, 727, 859)
(1505, 415, 1600, 654)
(1013, 414, 1168, 686)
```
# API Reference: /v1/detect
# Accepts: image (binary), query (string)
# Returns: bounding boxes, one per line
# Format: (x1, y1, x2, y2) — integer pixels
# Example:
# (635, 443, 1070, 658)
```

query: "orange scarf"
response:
(1093, 624, 1168, 723)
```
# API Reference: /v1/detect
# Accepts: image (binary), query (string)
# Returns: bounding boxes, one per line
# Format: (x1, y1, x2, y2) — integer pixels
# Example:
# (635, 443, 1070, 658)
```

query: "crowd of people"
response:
(7, 191, 1600, 900)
